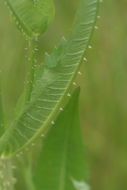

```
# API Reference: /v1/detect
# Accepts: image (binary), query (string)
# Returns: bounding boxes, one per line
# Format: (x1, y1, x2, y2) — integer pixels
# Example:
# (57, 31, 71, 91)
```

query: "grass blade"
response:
(33, 88, 89, 190)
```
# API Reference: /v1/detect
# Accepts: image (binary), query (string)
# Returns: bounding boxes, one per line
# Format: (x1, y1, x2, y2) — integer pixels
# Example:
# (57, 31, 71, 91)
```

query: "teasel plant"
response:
(0, 0, 100, 189)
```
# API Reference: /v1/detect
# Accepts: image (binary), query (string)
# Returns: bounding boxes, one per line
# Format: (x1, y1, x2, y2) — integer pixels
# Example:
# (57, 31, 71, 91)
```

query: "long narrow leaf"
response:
(33, 88, 89, 190)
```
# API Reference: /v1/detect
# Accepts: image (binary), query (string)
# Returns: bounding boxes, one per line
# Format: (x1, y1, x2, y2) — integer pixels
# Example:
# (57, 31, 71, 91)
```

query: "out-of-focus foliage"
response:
(0, 0, 127, 189)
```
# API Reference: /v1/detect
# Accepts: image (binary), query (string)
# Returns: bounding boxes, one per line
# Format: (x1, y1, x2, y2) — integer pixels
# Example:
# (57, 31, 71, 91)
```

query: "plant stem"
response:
(23, 165, 36, 190)
(0, 78, 4, 136)
(25, 37, 38, 103)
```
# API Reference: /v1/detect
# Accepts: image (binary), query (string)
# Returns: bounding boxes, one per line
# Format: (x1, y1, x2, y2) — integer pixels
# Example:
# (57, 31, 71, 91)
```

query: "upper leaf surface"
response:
(5, 0, 55, 37)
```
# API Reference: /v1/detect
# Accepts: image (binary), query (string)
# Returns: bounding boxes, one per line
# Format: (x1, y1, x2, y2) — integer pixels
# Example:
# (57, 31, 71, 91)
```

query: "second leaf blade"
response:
(33, 88, 89, 190)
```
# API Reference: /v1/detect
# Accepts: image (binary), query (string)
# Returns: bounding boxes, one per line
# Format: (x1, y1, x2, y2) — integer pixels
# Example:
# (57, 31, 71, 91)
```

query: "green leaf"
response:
(5, 0, 55, 37)
(0, 0, 98, 156)
(33, 88, 89, 190)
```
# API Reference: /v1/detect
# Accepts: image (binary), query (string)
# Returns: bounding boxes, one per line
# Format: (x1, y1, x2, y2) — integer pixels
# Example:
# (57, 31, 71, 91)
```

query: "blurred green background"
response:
(0, 0, 127, 190)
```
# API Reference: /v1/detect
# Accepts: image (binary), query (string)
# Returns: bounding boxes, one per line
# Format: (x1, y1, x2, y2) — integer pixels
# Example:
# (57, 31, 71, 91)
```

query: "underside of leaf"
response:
(0, 0, 99, 157)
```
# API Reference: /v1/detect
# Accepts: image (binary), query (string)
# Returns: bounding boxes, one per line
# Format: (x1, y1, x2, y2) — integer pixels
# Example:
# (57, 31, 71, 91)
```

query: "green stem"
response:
(23, 165, 36, 190)
(0, 79, 5, 136)
(25, 37, 38, 103)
